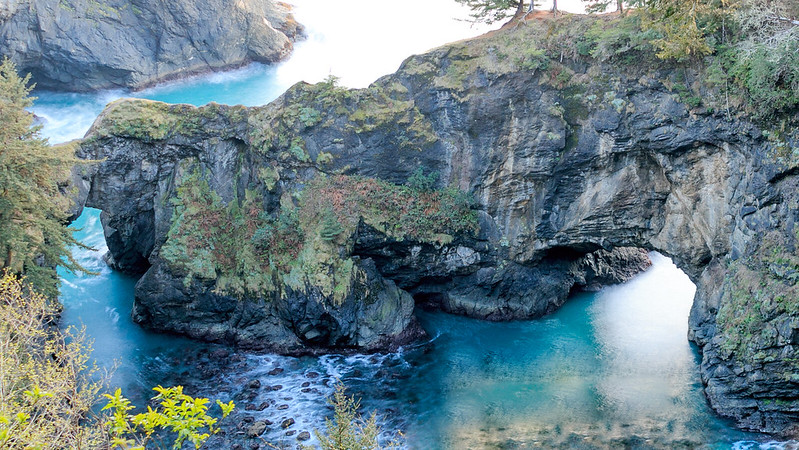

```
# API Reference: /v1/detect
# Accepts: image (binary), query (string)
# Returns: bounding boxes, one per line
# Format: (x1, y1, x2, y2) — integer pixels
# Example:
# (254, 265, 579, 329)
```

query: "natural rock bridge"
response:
(75, 23, 799, 435)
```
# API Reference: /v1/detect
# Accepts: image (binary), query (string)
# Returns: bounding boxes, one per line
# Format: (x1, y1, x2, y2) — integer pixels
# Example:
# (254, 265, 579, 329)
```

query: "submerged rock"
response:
(77, 14, 799, 435)
(246, 421, 267, 438)
(0, 0, 303, 92)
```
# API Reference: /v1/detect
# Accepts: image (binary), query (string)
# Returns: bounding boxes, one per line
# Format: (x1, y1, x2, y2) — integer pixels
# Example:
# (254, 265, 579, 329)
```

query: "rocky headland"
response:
(0, 0, 303, 91)
(75, 14, 799, 436)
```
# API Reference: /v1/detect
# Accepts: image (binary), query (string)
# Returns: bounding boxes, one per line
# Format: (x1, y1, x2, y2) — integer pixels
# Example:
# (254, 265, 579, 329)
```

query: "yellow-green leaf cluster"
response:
(0, 271, 106, 449)
(103, 385, 235, 450)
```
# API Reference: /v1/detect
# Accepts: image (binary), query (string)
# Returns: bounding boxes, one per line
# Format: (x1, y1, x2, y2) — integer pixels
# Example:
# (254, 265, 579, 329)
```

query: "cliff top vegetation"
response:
(452, 0, 798, 122)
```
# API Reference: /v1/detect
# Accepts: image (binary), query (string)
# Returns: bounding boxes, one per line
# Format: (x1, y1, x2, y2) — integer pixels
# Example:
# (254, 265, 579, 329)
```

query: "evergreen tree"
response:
(583, 0, 629, 13)
(0, 58, 86, 297)
(633, 0, 736, 60)
(455, 0, 529, 24)
(642, 0, 716, 59)
(312, 382, 382, 450)
(319, 209, 344, 242)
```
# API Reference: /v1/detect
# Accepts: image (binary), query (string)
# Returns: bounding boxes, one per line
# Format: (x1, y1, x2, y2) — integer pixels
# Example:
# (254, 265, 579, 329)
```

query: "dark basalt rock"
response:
(0, 0, 303, 92)
(76, 17, 799, 435)
(131, 256, 415, 353)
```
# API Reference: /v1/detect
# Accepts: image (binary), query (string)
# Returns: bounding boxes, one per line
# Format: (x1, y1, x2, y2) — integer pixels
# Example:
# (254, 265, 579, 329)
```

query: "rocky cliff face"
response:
(77, 16, 799, 435)
(76, 97, 650, 353)
(0, 0, 302, 91)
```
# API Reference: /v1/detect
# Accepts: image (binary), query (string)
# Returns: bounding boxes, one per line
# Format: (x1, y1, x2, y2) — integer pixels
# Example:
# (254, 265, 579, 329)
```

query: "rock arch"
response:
(77, 45, 798, 434)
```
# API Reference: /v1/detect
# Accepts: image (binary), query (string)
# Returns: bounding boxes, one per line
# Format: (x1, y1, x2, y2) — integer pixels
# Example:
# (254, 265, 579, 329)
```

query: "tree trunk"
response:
(552, 0, 558, 14)
(515, 0, 525, 16)
(4, 248, 13, 272)
(617, 0, 623, 12)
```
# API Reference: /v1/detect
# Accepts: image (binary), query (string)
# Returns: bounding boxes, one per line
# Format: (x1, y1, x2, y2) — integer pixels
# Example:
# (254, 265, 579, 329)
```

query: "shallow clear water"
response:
(35, 0, 795, 448)
(391, 256, 744, 448)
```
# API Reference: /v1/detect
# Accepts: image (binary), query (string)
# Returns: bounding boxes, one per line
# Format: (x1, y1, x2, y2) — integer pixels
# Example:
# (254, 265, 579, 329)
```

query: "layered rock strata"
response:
(0, 0, 302, 91)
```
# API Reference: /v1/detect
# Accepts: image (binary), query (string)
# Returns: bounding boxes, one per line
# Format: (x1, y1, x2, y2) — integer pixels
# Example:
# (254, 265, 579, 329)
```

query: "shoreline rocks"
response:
(0, 0, 304, 92)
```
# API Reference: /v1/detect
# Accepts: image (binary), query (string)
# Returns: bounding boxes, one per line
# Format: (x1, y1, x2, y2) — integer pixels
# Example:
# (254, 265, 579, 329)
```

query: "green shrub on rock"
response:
(161, 167, 477, 303)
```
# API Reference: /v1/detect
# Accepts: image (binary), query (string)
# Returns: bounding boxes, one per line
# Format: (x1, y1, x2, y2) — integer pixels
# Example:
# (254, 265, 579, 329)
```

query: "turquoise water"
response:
(56, 209, 201, 404)
(32, 63, 289, 144)
(55, 211, 770, 448)
(32, 1, 792, 447)
(31, 0, 497, 144)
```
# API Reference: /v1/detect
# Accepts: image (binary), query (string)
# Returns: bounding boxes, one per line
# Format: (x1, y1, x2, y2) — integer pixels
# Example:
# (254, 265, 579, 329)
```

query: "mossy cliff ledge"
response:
(78, 17, 799, 434)
(0, 0, 302, 91)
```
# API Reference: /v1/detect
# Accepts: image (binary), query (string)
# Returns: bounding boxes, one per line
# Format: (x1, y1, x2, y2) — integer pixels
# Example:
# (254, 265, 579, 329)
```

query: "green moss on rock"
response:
(160, 170, 285, 297)
(247, 76, 436, 159)
(160, 167, 477, 303)
(716, 231, 799, 364)
(92, 99, 247, 142)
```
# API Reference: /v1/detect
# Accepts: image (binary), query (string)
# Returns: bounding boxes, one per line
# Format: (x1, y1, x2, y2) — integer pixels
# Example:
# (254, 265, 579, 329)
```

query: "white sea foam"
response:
(34, 90, 125, 144)
(105, 306, 120, 325)
(733, 440, 799, 450)
(60, 278, 81, 291)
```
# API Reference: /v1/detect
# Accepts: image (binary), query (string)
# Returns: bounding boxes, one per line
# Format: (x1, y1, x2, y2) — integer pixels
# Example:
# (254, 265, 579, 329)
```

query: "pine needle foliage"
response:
(636, 0, 729, 60)
(309, 382, 402, 450)
(725, 0, 799, 119)
(319, 208, 344, 242)
(0, 58, 88, 297)
(455, 0, 526, 24)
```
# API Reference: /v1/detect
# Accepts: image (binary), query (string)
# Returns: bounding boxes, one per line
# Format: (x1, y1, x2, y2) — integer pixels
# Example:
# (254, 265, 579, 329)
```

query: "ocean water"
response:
(35, 0, 795, 448)
(56, 213, 774, 448)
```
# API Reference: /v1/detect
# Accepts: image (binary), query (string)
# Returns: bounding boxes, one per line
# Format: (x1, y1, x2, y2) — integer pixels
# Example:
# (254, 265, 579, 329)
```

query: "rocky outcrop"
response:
(354, 222, 651, 320)
(77, 94, 651, 354)
(0, 0, 302, 91)
(132, 257, 418, 353)
(78, 15, 799, 435)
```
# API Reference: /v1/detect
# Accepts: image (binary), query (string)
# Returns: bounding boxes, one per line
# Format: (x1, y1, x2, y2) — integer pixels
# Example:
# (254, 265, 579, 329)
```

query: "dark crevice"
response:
(540, 244, 601, 262)
(413, 292, 448, 312)
(769, 165, 799, 184)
